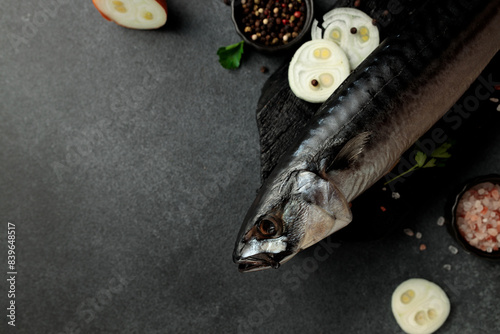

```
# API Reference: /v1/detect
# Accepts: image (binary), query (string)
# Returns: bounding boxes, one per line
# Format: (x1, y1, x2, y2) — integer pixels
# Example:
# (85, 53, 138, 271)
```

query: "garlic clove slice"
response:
(391, 278, 451, 334)
(311, 7, 379, 69)
(288, 39, 350, 103)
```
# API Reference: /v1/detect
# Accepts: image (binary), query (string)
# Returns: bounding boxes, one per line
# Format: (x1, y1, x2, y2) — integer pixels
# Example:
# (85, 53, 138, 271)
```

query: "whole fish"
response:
(233, 0, 500, 272)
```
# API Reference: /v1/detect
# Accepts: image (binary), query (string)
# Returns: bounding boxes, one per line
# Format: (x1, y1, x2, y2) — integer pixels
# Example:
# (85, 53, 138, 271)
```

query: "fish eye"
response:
(257, 219, 278, 237)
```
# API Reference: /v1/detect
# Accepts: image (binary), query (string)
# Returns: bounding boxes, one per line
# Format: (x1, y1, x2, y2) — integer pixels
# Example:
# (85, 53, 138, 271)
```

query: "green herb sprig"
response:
(384, 142, 453, 185)
(217, 41, 244, 70)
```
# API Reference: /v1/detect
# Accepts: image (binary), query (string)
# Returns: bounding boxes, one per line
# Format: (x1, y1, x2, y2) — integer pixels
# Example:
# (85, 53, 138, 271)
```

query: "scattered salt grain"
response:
(437, 216, 445, 226)
(419, 244, 427, 251)
(497, 104, 500, 112)
(415, 232, 422, 239)
(382, 187, 387, 191)
(404, 228, 414, 237)
(448, 245, 458, 255)
(392, 192, 400, 199)
(443, 264, 452, 271)
(490, 97, 499, 103)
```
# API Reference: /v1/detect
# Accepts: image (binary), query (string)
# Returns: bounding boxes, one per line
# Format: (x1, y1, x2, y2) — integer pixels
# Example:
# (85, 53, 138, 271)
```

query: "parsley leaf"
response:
(384, 141, 454, 185)
(423, 158, 437, 168)
(217, 41, 244, 70)
(431, 142, 452, 158)
(415, 151, 427, 167)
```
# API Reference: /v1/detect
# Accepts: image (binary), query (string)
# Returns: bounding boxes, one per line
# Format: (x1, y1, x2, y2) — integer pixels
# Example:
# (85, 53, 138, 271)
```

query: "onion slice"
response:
(93, 0, 167, 30)
(311, 7, 379, 69)
(391, 278, 450, 334)
(288, 39, 350, 103)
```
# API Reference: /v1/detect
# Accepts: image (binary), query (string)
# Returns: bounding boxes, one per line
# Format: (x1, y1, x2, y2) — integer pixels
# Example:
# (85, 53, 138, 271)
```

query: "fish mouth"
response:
(233, 254, 280, 273)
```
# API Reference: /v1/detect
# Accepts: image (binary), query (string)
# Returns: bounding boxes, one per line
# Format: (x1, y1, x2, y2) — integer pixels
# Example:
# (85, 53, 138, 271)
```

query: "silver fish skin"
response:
(234, 0, 500, 272)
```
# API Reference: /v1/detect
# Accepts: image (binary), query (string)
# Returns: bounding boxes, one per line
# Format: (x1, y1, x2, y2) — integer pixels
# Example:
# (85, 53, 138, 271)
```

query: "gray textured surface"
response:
(1, 1, 499, 333)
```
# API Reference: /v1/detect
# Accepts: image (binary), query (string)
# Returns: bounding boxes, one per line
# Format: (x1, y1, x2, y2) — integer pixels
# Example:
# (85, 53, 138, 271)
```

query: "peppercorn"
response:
(350, 27, 357, 34)
(238, 0, 307, 47)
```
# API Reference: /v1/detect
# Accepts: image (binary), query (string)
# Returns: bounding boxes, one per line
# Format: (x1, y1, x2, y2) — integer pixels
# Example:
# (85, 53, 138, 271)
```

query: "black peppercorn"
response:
(239, 0, 307, 47)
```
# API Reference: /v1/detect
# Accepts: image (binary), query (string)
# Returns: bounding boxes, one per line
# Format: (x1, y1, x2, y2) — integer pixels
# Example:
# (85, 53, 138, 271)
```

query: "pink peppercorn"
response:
(294, 11, 301, 18)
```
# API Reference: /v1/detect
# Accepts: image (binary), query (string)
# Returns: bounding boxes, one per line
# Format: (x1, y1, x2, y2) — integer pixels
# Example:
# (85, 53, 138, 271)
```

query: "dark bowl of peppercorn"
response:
(231, 0, 314, 53)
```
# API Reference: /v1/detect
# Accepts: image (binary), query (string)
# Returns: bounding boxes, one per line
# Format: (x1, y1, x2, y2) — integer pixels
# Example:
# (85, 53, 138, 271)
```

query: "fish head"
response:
(233, 170, 352, 272)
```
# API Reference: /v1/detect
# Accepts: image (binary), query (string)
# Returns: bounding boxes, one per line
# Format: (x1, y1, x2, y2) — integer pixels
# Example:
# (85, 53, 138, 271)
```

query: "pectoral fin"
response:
(320, 131, 371, 173)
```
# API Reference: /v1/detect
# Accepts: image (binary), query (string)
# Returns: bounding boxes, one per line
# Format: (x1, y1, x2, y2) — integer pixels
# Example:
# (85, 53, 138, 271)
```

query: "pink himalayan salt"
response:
(456, 182, 500, 253)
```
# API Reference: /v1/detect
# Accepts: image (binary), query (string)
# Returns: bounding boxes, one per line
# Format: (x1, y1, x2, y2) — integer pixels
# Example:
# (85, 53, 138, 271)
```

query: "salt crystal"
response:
(456, 182, 500, 252)
(392, 192, 400, 199)
(486, 247, 493, 253)
(497, 104, 500, 112)
(490, 97, 499, 103)
(448, 245, 459, 254)
(443, 264, 452, 271)
(437, 216, 445, 226)
(415, 232, 422, 239)
(487, 228, 498, 237)
(404, 228, 414, 236)
(382, 187, 387, 191)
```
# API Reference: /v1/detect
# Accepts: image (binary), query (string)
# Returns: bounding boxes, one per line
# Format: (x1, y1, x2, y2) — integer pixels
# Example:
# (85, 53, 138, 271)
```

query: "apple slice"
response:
(93, 0, 167, 30)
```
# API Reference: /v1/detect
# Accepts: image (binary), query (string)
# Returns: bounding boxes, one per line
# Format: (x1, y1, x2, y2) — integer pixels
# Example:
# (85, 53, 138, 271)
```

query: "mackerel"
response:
(233, 0, 500, 272)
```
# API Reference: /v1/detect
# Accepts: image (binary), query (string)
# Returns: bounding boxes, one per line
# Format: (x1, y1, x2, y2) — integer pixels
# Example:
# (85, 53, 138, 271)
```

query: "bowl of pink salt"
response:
(450, 175, 500, 259)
